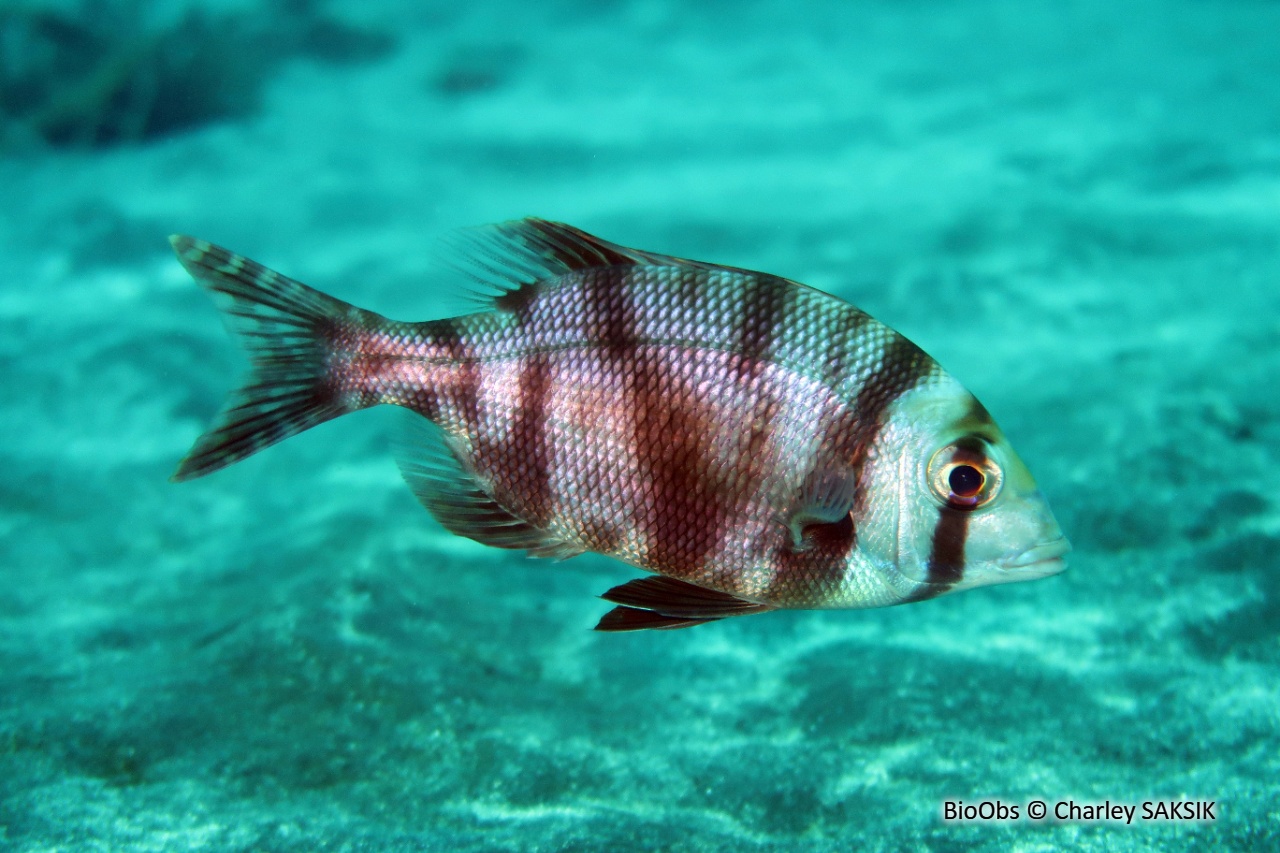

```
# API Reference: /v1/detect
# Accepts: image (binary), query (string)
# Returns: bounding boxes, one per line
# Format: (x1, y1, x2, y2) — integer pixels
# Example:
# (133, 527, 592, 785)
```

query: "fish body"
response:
(172, 219, 1068, 630)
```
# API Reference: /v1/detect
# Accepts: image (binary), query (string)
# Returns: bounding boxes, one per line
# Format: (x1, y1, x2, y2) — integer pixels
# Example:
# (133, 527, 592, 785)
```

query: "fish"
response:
(170, 218, 1069, 631)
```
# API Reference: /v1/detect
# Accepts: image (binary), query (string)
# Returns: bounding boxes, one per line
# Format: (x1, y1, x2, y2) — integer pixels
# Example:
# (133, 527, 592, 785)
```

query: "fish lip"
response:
(999, 537, 1071, 572)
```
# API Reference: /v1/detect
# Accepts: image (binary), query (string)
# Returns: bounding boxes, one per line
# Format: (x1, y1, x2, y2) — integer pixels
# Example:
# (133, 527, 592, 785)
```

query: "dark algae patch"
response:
(0, 0, 395, 150)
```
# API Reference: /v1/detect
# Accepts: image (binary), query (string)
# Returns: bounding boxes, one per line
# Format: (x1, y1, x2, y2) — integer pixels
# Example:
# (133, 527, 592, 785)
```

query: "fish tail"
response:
(170, 235, 385, 482)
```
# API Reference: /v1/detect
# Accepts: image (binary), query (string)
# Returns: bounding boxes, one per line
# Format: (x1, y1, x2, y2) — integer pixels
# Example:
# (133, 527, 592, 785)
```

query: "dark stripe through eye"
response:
(925, 508, 967, 586)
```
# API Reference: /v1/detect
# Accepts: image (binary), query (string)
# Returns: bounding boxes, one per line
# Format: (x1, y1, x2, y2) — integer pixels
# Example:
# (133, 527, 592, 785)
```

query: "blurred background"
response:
(1, 0, 1277, 849)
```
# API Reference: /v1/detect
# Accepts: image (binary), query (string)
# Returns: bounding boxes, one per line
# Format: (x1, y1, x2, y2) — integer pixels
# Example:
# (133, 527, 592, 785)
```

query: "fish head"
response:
(869, 379, 1069, 595)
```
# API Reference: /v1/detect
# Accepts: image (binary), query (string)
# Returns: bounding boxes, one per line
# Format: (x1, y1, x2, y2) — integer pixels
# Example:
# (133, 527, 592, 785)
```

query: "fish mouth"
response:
(999, 537, 1071, 575)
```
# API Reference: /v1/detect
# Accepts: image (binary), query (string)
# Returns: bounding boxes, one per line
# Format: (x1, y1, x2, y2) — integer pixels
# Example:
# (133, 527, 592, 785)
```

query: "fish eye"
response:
(927, 440, 1003, 509)
(948, 464, 984, 497)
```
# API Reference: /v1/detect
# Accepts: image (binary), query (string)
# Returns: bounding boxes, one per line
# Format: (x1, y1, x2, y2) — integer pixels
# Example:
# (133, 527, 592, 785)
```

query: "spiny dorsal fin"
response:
(394, 415, 584, 559)
(594, 576, 773, 631)
(437, 217, 737, 314)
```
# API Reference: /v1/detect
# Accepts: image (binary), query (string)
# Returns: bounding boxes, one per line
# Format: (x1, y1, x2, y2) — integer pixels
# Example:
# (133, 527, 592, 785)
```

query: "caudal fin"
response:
(170, 235, 378, 481)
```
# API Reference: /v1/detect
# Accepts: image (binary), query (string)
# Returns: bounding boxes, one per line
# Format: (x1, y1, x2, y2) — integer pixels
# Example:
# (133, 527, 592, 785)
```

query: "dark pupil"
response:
(948, 464, 984, 497)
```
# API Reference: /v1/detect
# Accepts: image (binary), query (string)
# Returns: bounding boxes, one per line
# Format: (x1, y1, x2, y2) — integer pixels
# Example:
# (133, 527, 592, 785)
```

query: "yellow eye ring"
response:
(927, 441, 1003, 510)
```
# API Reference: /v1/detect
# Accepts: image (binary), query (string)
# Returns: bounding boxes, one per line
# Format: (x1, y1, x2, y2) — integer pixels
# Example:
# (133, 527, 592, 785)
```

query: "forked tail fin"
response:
(170, 235, 383, 481)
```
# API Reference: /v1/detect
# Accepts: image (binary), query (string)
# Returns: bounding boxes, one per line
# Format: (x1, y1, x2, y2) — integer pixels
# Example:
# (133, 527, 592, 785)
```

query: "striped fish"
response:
(171, 219, 1068, 631)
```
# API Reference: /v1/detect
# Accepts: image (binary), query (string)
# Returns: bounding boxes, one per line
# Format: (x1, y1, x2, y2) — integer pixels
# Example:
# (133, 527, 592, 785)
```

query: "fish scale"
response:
(170, 218, 1068, 631)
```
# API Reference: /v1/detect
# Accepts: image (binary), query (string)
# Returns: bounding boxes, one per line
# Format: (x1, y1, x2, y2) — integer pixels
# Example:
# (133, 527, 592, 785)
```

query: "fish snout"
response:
(998, 536, 1071, 576)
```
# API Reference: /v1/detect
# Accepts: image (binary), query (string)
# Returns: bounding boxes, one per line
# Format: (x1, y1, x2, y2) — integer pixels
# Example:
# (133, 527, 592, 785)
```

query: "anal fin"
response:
(594, 576, 773, 632)
(395, 415, 584, 560)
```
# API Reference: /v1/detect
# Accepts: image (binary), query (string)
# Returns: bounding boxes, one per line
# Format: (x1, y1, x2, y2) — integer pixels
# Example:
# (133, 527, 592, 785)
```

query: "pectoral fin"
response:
(785, 464, 858, 551)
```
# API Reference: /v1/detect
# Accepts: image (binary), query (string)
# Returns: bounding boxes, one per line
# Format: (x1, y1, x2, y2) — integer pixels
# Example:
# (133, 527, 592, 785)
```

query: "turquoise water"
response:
(2, 0, 1278, 849)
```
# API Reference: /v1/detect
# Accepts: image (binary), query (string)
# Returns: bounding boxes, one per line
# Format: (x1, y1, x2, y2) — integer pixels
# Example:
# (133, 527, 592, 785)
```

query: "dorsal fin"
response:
(594, 576, 773, 631)
(437, 218, 726, 313)
(394, 415, 584, 560)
